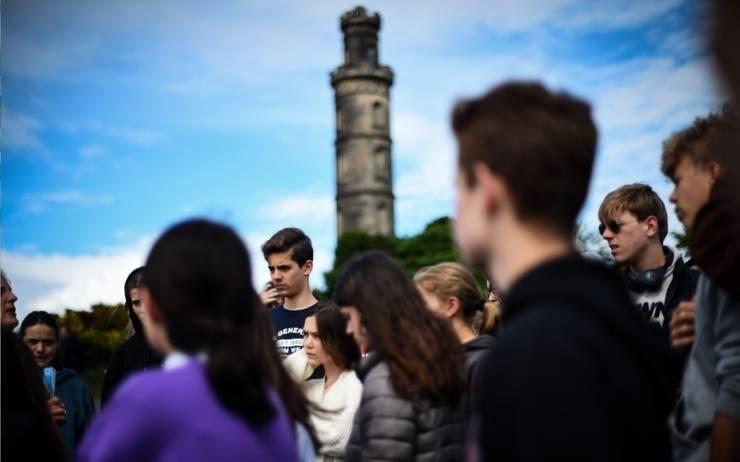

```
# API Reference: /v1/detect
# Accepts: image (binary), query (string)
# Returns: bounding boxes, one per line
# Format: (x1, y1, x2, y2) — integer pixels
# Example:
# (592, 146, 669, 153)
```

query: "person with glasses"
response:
(597, 184, 699, 343)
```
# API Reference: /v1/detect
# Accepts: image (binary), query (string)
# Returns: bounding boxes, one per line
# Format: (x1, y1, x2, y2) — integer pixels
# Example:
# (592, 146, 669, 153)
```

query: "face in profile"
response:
(1, 277, 19, 330)
(340, 305, 369, 352)
(669, 158, 716, 231)
(267, 252, 311, 299)
(23, 324, 60, 368)
(130, 288, 147, 324)
(600, 211, 652, 266)
(303, 316, 331, 368)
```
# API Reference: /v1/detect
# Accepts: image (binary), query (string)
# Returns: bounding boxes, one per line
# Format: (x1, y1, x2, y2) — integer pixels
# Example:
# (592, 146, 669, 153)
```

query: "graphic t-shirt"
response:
(630, 254, 677, 328)
(268, 303, 318, 358)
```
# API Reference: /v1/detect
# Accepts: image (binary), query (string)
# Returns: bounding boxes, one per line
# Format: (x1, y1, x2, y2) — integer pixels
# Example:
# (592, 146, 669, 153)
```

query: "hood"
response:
(55, 367, 79, 385)
(464, 334, 495, 352)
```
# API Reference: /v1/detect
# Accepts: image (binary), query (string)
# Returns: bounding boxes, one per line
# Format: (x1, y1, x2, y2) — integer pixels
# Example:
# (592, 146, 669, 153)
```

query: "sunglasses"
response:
(598, 219, 626, 235)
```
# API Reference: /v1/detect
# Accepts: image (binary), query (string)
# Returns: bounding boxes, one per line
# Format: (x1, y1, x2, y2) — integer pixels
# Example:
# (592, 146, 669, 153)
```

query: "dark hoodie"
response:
(100, 328, 161, 407)
(473, 255, 673, 462)
(55, 368, 95, 457)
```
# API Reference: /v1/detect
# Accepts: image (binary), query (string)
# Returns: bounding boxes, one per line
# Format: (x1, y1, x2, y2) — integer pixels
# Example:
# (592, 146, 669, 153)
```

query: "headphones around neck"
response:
(625, 247, 674, 293)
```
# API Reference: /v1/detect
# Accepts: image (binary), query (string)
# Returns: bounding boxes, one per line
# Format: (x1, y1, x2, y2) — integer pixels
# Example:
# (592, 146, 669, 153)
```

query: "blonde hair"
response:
(597, 183, 668, 242)
(414, 262, 500, 335)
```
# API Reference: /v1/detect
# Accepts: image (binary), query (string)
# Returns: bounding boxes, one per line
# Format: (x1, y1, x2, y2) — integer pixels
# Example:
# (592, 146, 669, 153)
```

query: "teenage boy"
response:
(662, 108, 740, 462)
(598, 184, 699, 334)
(260, 228, 319, 358)
(452, 82, 673, 461)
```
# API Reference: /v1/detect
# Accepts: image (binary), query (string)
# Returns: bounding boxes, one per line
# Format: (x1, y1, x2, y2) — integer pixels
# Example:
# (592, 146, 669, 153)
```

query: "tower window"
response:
(372, 102, 386, 129)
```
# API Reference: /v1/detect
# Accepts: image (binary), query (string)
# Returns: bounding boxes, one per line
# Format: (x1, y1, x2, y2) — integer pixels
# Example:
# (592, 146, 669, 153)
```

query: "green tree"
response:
(322, 216, 486, 297)
(671, 230, 691, 258)
(574, 221, 612, 261)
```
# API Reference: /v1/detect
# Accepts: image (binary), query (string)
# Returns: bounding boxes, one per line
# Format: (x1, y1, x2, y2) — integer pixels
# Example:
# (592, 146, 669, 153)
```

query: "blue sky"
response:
(2, 0, 723, 318)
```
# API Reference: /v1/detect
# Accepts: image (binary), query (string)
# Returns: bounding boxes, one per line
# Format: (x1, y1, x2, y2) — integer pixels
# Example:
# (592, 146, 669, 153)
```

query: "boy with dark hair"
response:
(260, 227, 319, 358)
(662, 107, 740, 462)
(598, 183, 699, 333)
(452, 81, 673, 461)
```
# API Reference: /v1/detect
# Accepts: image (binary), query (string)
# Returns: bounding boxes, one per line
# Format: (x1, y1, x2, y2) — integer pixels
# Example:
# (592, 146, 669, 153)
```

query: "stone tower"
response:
(331, 6, 395, 238)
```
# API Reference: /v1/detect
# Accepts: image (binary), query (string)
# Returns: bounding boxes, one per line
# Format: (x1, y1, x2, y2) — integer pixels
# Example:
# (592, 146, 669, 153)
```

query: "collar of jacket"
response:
(501, 253, 630, 324)
(355, 351, 384, 381)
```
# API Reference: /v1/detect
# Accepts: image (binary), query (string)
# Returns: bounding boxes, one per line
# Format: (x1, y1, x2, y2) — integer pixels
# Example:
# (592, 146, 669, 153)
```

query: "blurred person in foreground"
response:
(662, 106, 740, 462)
(2, 272, 67, 462)
(688, 0, 740, 299)
(452, 81, 673, 461)
(335, 251, 468, 462)
(1, 271, 20, 331)
(78, 219, 299, 462)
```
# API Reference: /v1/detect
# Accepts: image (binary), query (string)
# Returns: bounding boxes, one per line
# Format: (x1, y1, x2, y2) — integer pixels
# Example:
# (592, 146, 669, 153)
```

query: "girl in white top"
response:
(284, 303, 362, 462)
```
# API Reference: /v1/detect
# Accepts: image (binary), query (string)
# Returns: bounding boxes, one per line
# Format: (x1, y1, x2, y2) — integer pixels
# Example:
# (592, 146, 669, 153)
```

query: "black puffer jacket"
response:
(464, 334, 495, 386)
(345, 352, 467, 462)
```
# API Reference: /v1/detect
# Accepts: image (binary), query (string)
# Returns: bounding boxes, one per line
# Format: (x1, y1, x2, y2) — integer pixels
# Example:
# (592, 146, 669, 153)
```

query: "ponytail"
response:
(477, 300, 501, 336)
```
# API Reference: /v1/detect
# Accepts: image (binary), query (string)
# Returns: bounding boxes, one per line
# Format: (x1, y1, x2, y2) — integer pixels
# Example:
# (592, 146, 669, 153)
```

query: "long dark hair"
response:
(142, 219, 274, 427)
(334, 251, 466, 403)
(124, 266, 145, 335)
(313, 302, 360, 370)
(20, 311, 63, 369)
(2, 333, 68, 461)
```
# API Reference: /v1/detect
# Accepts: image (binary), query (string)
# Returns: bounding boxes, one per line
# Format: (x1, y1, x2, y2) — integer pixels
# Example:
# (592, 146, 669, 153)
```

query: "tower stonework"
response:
(331, 6, 395, 238)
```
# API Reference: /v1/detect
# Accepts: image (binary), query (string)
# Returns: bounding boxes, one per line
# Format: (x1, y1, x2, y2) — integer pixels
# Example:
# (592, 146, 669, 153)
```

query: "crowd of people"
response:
(3, 1, 740, 461)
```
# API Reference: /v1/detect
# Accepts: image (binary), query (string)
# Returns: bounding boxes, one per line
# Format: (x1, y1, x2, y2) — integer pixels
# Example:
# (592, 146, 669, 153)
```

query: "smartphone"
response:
(43, 367, 56, 397)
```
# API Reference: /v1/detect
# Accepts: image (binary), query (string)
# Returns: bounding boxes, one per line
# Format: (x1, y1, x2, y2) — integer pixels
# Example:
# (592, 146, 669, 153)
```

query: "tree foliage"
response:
(574, 221, 612, 261)
(321, 216, 479, 297)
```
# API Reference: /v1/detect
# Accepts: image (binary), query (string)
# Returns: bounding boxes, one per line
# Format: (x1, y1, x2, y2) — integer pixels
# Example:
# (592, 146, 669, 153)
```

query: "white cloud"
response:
(61, 121, 161, 146)
(256, 191, 334, 225)
(4, 227, 334, 323)
(2, 111, 45, 151)
(79, 144, 108, 159)
(2, 238, 152, 320)
(23, 190, 114, 214)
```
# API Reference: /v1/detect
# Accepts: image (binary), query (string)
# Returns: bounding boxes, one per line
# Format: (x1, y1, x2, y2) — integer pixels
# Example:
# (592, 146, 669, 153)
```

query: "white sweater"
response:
(284, 349, 363, 462)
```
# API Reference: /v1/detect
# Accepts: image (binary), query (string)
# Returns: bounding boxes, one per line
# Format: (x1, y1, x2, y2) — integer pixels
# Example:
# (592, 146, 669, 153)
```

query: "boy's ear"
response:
(302, 260, 314, 276)
(708, 160, 721, 182)
(474, 162, 503, 216)
(645, 216, 659, 239)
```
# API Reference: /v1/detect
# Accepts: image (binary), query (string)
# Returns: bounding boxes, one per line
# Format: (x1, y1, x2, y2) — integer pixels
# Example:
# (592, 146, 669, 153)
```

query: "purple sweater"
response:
(77, 360, 298, 462)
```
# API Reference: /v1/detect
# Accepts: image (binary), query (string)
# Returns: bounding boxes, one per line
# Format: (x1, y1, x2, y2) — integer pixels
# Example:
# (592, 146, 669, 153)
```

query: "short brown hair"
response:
(452, 81, 597, 236)
(598, 184, 668, 243)
(261, 227, 313, 266)
(661, 104, 737, 178)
